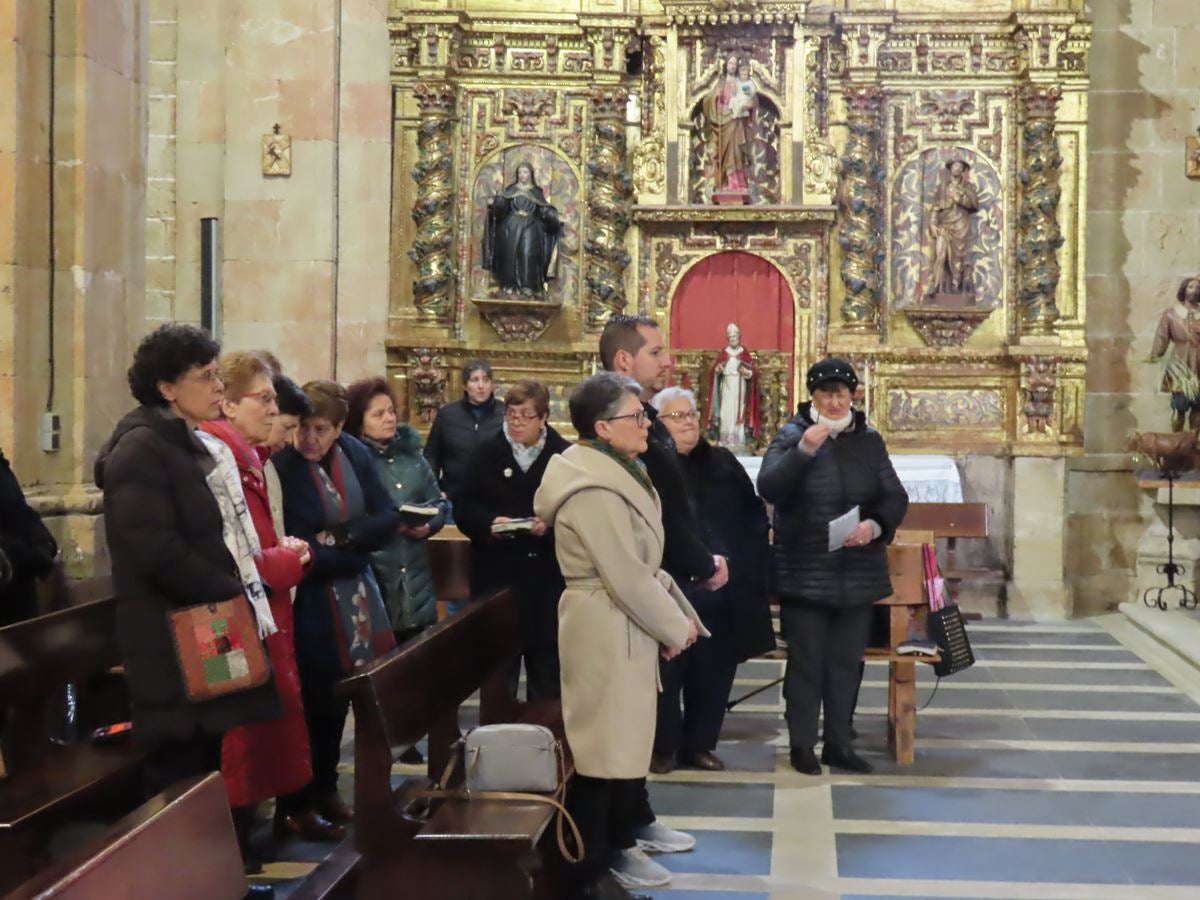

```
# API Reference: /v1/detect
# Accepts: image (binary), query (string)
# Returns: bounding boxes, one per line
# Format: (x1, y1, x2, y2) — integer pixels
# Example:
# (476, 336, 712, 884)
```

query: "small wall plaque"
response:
(1187, 128, 1200, 181)
(263, 124, 291, 177)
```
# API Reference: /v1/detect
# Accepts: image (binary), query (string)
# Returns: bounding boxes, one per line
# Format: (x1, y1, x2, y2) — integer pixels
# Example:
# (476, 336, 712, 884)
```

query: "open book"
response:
(490, 517, 536, 535)
(399, 504, 440, 527)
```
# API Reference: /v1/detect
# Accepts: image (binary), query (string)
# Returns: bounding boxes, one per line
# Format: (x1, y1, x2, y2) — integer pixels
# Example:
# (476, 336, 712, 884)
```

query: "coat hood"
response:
(534, 443, 662, 540)
(94, 405, 199, 489)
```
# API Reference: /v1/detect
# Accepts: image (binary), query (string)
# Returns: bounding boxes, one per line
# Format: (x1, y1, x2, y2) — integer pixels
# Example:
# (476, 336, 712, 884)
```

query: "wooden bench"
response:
(342, 589, 568, 900)
(2, 772, 246, 900)
(863, 531, 940, 766)
(0, 598, 142, 894)
(901, 501, 1007, 613)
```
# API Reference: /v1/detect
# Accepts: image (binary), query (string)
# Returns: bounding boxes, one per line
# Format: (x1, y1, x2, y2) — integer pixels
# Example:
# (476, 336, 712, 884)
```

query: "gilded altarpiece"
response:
(386, 0, 1090, 459)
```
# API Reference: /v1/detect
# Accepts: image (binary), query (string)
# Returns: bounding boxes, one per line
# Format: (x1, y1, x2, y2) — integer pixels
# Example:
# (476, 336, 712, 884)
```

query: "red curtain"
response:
(669, 250, 794, 386)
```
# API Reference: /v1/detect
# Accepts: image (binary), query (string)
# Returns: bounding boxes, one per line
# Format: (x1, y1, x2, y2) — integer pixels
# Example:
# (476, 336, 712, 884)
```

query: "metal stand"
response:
(1143, 472, 1198, 611)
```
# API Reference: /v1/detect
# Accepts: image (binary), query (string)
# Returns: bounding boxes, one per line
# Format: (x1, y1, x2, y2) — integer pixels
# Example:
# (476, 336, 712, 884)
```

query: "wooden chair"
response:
(900, 502, 1007, 612)
(0, 598, 142, 894)
(2, 773, 246, 900)
(341, 590, 569, 900)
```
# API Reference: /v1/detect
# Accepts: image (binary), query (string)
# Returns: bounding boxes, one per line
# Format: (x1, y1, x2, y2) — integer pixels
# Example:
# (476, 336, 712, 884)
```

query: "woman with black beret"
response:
(757, 358, 908, 775)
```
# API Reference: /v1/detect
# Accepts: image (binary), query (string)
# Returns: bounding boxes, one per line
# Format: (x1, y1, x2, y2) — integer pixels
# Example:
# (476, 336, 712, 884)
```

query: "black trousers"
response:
(505, 645, 562, 702)
(780, 602, 874, 750)
(143, 730, 223, 798)
(279, 670, 350, 814)
(654, 640, 737, 757)
(565, 774, 642, 885)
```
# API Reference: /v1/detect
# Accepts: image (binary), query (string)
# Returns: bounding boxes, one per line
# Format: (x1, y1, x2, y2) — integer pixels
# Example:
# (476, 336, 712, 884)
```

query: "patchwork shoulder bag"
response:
(168, 594, 271, 702)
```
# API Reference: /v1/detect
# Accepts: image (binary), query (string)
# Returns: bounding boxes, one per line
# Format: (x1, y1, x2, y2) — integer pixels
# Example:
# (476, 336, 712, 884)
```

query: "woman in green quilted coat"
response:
(346, 377, 449, 641)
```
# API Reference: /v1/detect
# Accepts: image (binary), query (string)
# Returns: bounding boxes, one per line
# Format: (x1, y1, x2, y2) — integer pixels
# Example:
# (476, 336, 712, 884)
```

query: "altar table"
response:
(737, 453, 964, 503)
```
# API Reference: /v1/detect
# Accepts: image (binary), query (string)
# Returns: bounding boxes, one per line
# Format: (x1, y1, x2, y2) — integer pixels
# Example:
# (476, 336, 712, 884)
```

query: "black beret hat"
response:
(806, 358, 859, 394)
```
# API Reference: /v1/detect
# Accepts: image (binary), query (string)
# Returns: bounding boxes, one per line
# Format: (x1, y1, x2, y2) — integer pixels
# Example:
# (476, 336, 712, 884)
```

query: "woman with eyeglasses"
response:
(534, 373, 708, 900)
(198, 351, 316, 867)
(455, 379, 570, 700)
(647, 387, 773, 774)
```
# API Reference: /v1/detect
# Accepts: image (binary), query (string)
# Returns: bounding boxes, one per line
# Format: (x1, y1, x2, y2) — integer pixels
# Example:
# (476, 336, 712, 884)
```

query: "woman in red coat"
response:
(201, 352, 339, 871)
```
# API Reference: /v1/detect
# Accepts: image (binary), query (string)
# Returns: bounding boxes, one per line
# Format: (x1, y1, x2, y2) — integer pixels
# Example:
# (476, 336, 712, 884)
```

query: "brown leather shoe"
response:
(274, 811, 346, 843)
(682, 750, 725, 771)
(316, 792, 354, 824)
(649, 753, 676, 775)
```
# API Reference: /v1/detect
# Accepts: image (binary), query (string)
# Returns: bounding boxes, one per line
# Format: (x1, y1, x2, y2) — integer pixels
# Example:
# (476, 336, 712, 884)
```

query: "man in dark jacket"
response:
(423, 358, 503, 506)
(598, 315, 728, 892)
(758, 358, 908, 776)
(0, 448, 58, 626)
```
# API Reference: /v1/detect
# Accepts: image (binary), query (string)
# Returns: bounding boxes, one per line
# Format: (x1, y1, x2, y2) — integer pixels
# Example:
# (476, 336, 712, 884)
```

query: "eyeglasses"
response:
(240, 390, 277, 405)
(660, 410, 698, 422)
(605, 410, 649, 427)
(187, 368, 221, 385)
(505, 409, 543, 422)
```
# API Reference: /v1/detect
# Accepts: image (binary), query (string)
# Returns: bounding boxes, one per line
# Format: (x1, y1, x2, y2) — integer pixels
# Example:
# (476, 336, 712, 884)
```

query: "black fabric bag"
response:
(926, 604, 975, 676)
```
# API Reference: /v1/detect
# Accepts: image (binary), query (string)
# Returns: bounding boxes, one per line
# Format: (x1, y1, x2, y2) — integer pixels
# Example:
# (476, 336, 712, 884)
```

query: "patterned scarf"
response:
(195, 430, 278, 638)
(503, 420, 547, 473)
(579, 437, 655, 498)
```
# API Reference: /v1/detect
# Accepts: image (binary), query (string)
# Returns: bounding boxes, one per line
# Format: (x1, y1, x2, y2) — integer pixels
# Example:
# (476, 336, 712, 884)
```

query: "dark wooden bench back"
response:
(901, 502, 989, 538)
(0, 597, 119, 702)
(3, 773, 246, 900)
(341, 590, 520, 856)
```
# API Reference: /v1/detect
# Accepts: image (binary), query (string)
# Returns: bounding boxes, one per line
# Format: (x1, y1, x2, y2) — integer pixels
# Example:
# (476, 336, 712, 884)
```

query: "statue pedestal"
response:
(1135, 477, 1200, 603)
(712, 190, 749, 205)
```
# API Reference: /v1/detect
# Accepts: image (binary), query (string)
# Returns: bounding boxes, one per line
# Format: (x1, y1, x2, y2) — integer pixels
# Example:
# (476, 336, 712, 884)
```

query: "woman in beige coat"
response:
(535, 373, 708, 900)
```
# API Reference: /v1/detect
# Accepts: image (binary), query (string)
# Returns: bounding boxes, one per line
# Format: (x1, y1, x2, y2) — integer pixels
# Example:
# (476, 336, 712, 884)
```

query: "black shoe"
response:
(789, 746, 821, 775)
(243, 886, 274, 899)
(821, 744, 873, 774)
(399, 745, 425, 765)
(243, 855, 264, 876)
(682, 750, 725, 771)
(649, 752, 676, 775)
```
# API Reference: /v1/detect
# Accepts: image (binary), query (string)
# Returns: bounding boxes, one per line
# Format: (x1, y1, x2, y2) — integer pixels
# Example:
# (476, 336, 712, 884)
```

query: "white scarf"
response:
(814, 409, 854, 437)
(503, 420, 547, 473)
(196, 431, 278, 638)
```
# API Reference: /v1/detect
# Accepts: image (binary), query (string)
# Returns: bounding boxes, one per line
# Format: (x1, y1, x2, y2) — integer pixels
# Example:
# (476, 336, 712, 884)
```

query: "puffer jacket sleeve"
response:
(412, 456, 449, 537)
(561, 487, 692, 650)
(757, 421, 816, 506)
(861, 433, 909, 543)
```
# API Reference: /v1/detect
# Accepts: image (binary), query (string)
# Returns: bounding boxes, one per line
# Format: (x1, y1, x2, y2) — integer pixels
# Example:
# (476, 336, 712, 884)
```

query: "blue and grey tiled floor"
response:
(259, 614, 1200, 898)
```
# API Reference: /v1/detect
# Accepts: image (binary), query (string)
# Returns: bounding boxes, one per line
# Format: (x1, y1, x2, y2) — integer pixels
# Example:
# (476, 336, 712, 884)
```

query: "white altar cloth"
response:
(737, 452, 963, 503)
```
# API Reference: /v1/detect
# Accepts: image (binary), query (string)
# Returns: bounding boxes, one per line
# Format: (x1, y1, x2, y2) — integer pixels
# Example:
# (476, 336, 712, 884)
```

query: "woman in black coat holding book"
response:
(454, 379, 570, 700)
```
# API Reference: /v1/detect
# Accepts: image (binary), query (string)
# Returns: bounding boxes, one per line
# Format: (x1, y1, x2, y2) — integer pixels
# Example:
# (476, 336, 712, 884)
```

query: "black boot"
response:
(789, 746, 821, 775)
(821, 744, 873, 774)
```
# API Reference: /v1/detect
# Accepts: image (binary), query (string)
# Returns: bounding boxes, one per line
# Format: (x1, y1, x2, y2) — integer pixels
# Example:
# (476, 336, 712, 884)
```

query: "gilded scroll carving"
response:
(409, 83, 457, 324)
(803, 36, 838, 199)
(1021, 357, 1058, 434)
(1017, 84, 1064, 334)
(838, 85, 885, 333)
(584, 88, 634, 331)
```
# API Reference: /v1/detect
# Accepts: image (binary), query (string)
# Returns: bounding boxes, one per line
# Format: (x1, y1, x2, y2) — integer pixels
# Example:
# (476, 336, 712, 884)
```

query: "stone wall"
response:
(1071, 0, 1200, 613)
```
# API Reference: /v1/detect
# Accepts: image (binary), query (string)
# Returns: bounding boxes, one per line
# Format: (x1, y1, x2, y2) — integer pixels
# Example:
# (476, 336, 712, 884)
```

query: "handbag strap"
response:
(417, 739, 584, 864)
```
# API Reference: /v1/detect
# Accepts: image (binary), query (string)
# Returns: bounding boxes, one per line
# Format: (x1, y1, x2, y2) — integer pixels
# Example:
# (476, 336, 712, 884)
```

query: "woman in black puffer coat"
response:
(758, 358, 907, 776)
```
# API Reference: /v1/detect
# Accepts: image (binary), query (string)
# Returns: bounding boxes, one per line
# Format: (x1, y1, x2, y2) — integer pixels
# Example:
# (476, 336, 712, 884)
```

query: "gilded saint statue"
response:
(1149, 276, 1200, 433)
(925, 159, 979, 300)
(482, 162, 561, 297)
(702, 56, 758, 201)
(705, 323, 760, 450)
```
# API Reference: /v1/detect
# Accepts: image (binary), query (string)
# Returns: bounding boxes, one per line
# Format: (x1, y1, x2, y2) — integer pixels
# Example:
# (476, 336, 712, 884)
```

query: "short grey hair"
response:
(649, 386, 697, 413)
(569, 372, 642, 439)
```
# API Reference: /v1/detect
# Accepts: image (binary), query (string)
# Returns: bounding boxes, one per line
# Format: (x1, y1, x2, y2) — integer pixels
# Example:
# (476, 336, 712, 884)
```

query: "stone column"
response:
(1017, 84, 1065, 336)
(1011, 456, 1073, 619)
(409, 82, 456, 326)
(837, 85, 885, 334)
(584, 86, 633, 333)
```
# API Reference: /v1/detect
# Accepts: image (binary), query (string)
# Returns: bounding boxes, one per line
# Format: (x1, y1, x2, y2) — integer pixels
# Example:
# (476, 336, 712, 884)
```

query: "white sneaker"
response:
(633, 820, 696, 853)
(610, 847, 672, 888)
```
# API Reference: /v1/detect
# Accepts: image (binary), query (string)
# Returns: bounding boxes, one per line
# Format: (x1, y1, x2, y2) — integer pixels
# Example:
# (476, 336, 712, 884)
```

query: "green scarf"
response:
(579, 438, 655, 499)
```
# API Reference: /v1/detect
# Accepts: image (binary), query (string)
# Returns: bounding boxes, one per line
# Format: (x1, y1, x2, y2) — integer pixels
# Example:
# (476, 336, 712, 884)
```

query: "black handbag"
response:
(924, 544, 975, 676)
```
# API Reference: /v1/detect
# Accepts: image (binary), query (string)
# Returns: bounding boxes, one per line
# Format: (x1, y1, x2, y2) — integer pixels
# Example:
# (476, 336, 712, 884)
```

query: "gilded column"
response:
(838, 85, 885, 333)
(584, 86, 634, 332)
(409, 82, 457, 324)
(1017, 84, 1065, 335)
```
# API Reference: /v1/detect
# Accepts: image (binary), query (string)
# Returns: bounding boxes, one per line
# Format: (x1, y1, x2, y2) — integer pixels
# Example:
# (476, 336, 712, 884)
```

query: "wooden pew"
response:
(2, 773, 246, 900)
(342, 590, 568, 900)
(0, 598, 142, 894)
(901, 501, 1006, 612)
(862, 530, 940, 766)
(428, 525, 471, 621)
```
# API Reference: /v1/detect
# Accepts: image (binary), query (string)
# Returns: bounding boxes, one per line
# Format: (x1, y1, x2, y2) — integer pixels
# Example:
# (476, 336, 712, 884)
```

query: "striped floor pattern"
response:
(258, 612, 1200, 899)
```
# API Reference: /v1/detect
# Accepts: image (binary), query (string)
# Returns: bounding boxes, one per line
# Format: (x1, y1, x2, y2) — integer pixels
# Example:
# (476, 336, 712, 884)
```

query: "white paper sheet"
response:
(828, 505, 861, 552)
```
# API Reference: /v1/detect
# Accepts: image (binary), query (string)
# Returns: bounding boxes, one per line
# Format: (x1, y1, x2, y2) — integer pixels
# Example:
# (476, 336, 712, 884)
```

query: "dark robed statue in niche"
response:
(925, 158, 979, 299)
(482, 162, 561, 297)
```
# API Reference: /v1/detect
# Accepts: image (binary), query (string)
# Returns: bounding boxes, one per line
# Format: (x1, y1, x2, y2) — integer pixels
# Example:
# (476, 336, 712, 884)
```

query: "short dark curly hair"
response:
(1177, 278, 1200, 304)
(344, 376, 396, 438)
(127, 323, 220, 407)
(273, 375, 313, 419)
